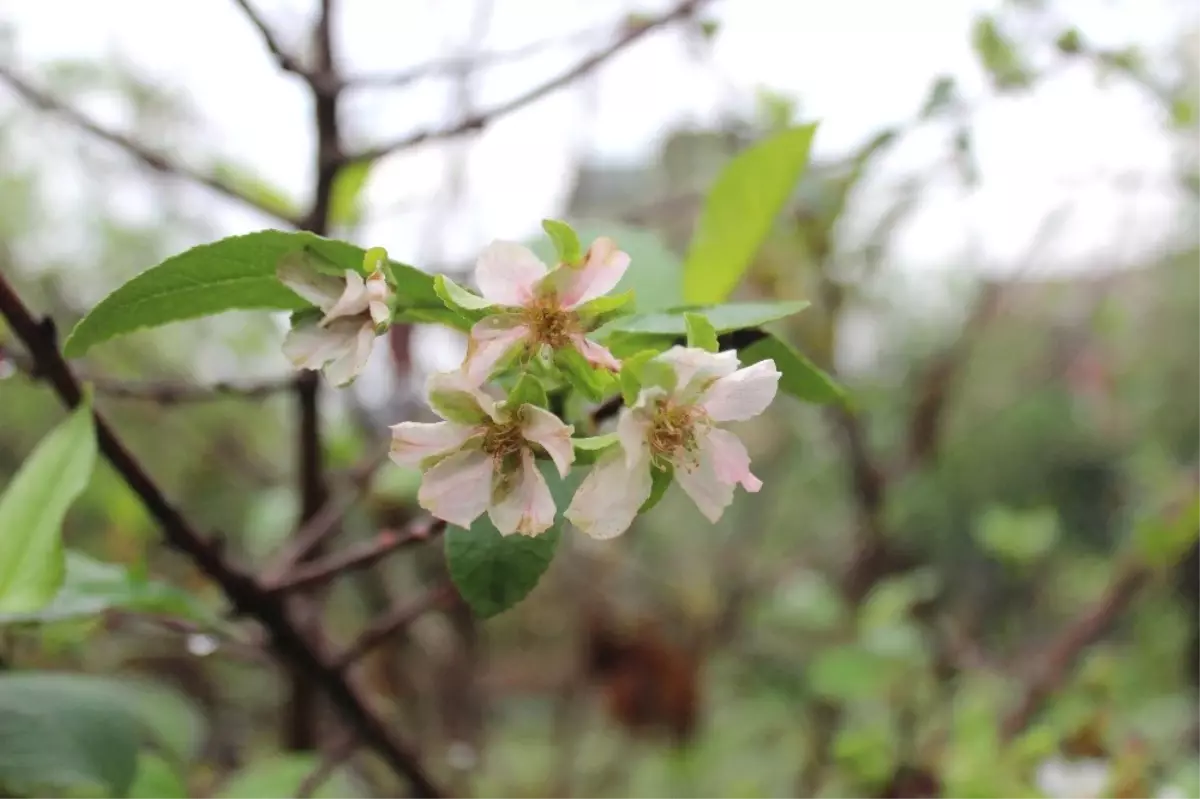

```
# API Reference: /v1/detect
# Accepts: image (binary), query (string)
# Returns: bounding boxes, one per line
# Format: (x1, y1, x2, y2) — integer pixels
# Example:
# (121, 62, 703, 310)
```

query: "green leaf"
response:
(768, 570, 847, 632)
(639, 464, 674, 514)
(682, 124, 818, 304)
(1133, 495, 1200, 569)
(427, 382, 490, 426)
(739, 332, 845, 405)
(0, 551, 215, 626)
(597, 300, 809, 338)
(619, 350, 660, 405)
(62, 230, 447, 357)
(973, 506, 1060, 564)
(128, 755, 187, 799)
(0, 401, 96, 615)
(329, 161, 372, 229)
(554, 347, 615, 403)
(542, 219, 582, 265)
(434, 273, 494, 317)
(506, 373, 549, 411)
(971, 15, 1032, 90)
(572, 434, 618, 466)
(0, 673, 200, 798)
(807, 645, 894, 702)
(684, 312, 718, 352)
(445, 461, 578, 618)
(218, 753, 363, 799)
(575, 290, 635, 326)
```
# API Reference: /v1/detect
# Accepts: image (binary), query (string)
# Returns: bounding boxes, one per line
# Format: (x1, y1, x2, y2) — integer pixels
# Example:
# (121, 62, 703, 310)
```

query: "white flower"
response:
(278, 254, 392, 387)
(565, 346, 781, 539)
(459, 237, 631, 384)
(389, 371, 574, 536)
(1035, 757, 1112, 799)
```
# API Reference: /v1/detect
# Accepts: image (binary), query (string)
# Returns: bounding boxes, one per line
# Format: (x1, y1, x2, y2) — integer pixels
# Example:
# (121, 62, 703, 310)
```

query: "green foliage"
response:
(542, 219, 582, 265)
(596, 300, 809, 338)
(971, 15, 1033, 90)
(684, 312, 719, 352)
(0, 401, 96, 615)
(553, 347, 615, 402)
(683, 124, 818, 304)
(739, 332, 845, 405)
(618, 349, 663, 405)
(506, 374, 549, 411)
(1132, 495, 1200, 568)
(767, 569, 847, 632)
(807, 644, 894, 702)
(128, 755, 187, 799)
(570, 434, 618, 465)
(973, 505, 1060, 564)
(328, 161, 372, 229)
(217, 754, 362, 799)
(433, 274, 494, 325)
(639, 464, 674, 514)
(62, 231, 446, 357)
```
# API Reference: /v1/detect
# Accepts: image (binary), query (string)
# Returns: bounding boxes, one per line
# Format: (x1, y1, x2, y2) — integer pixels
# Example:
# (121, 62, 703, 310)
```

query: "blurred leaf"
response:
(217, 753, 362, 799)
(212, 162, 299, 220)
(328, 160, 372, 228)
(445, 461, 579, 617)
(859, 568, 940, 631)
(769, 569, 846, 631)
(542, 219, 582, 265)
(807, 645, 893, 701)
(1056, 28, 1085, 55)
(128, 755, 186, 799)
(973, 506, 1060, 564)
(639, 464, 674, 514)
(0, 551, 214, 625)
(739, 332, 845, 405)
(1171, 96, 1198, 129)
(596, 300, 809, 338)
(971, 15, 1032, 90)
(684, 312, 718, 352)
(683, 124, 818, 304)
(63, 231, 447, 357)
(1132, 495, 1200, 569)
(0, 400, 96, 615)
(920, 75, 959, 118)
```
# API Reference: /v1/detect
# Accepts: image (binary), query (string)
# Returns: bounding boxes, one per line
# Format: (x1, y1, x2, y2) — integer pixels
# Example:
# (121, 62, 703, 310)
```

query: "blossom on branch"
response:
(458, 237, 631, 384)
(566, 346, 781, 539)
(278, 255, 392, 387)
(389, 372, 574, 536)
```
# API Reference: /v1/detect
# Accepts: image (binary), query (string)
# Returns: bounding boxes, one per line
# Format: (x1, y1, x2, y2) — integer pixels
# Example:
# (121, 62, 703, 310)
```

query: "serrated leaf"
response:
(639, 464, 674, 514)
(445, 461, 578, 617)
(739, 332, 845, 405)
(0, 401, 96, 615)
(329, 161, 372, 229)
(596, 301, 809, 338)
(218, 753, 363, 799)
(683, 124, 818, 304)
(62, 230, 448, 357)
(542, 219, 582, 265)
(684, 312, 718, 352)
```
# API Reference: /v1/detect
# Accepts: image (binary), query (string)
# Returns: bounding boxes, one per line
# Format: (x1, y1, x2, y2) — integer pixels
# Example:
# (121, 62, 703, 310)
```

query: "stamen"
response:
(647, 398, 705, 467)
(520, 296, 579, 349)
(481, 421, 524, 459)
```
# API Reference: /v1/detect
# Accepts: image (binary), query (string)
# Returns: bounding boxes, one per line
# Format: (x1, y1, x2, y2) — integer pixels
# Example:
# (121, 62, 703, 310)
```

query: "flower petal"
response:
(475, 241, 547, 306)
(426, 369, 497, 424)
(324, 323, 376, 387)
(704, 427, 763, 492)
(570, 334, 621, 372)
(656, 346, 740, 400)
(700, 359, 782, 422)
(616, 408, 652, 470)
(488, 449, 557, 536)
(565, 445, 653, 539)
(281, 315, 358, 371)
(519, 405, 575, 477)
(558, 237, 631, 308)
(277, 252, 346, 310)
(322, 270, 372, 323)
(418, 449, 493, 528)
(673, 430, 736, 523)
(463, 315, 529, 385)
(389, 420, 478, 468)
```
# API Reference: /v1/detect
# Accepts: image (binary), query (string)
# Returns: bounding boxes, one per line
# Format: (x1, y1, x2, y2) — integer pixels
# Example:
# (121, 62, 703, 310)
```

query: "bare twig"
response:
(345, 0, 709, 165)
(335, 583, 456, 669)
(0, 275, 445, 798)
(229, 0, 310, 79)
(296, 732, 359, 798)
(0, 66, 301, 226)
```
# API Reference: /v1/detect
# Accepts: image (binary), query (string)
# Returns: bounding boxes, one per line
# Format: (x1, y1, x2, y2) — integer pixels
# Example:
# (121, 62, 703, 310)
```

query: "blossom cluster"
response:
(278, 233, 781, 540)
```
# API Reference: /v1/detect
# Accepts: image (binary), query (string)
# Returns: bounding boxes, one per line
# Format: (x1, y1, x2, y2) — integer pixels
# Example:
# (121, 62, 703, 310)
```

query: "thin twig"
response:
(229, 0, 310, 80)
(345, 0, 709, 165)
(296, 732, 359, 799)
(0, 66, 301, 226)
(335, 583, 457, 670)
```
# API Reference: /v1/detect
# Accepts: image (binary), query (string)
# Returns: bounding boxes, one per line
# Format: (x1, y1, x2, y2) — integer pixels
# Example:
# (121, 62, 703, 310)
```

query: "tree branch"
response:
(0, 274, 446, 798)
(229, 0, 310, 80)
(0, 66, 301, 226)
(344, 0, 709, 165)
(335, 583, 457, 670)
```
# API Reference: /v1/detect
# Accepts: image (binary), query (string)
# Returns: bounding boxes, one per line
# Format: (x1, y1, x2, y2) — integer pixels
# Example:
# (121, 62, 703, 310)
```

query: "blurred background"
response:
(0, 0, 1197, 796)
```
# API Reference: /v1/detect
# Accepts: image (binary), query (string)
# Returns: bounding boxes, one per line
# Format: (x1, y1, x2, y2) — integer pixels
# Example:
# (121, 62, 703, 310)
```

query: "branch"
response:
(229, 0, 310, 80)
(345, 0, 709, 165)
(335, 582, 457, 669)
(0, 66, 301, 226)
(0, 275, 446, 798)
(296, 732, 358, 798)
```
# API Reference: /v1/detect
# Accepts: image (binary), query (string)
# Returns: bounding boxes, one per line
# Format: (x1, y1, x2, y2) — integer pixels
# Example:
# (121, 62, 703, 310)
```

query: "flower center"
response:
(481, 421, 524, 460)
(521, 296, 579, 350)
(647, 399, 704, 465)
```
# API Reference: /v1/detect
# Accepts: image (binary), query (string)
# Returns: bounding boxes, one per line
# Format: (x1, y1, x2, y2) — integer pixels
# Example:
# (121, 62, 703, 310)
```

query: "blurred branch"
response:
(335, 583, 457, 669)
(296, 732, 358, 799)
(345, 0, 710, 166)
(0, 274, 446, 798)
(229, 0, 310, 81)
(0, 65, 302, 226)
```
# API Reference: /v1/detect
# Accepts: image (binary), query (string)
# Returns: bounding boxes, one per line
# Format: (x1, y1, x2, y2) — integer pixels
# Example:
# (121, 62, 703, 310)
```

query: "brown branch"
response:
(345, 0, 709, 165)
(0, 275, 445, 798)
(229, 0, 310, 80)
(0, 66, 301, 226)
(335, 582, 457, 669)
(265, 520, 446, 596)
(296, 732, 359, 799)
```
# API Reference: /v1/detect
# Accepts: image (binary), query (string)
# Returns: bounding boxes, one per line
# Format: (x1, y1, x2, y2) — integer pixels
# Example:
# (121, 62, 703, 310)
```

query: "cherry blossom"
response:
(389, 371, 574, 536)
(458, 237, 631, 384)
(277, 255, 392, 387)
(565, 346, 781, 539)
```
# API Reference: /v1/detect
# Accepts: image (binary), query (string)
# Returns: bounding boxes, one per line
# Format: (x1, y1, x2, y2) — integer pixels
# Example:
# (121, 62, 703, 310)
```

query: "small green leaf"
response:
(684, 312, 719, 352)
(971, 15, 1032, 90)
(362, 246, 388, 274)
(973, 506, 1060, 564)
(0, 401, 96, 615)
(619, 350, 659, 405)
(329, 160, 372, 229)
(1133, 496, 1200, 568)
(63, 230, 450, 357)
(572, 434, 619, 465)
(445, 461, 576, 618)
(639, 464, 674, 514)
(506, 373, 549, 411)
(739, 332, 845, 405)
(434, 274, 494, 313)
(542, 219, 582, 265)
(554, 347, 615, 403)
(682, 124, 818, 304)
(807, 645, 894, 702)
(575, 290, 635, 326)
(427, 384, 490, 426)
(640, 359, 678, 396)
(128, 755, 187, 799)
(596, 300, 809, 338)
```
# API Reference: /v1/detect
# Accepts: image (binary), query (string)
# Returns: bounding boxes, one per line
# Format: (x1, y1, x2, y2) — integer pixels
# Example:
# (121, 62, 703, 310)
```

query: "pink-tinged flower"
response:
(565, 347, 780, 539)
(389, 371, 575, 536)
(459, 238, 631, 384)
(278, 255, 392, 387)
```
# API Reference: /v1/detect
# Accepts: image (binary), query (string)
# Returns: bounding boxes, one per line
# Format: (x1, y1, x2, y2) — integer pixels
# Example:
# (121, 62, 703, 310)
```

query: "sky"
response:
(0, 0, 1194, 379)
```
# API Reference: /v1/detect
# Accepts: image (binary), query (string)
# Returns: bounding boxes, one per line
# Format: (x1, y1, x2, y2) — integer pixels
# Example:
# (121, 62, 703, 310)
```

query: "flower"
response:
(1034, 757, 1111, 799)
(389, 371, 575, 535)
(565, 346, 780, 539)
(278, 255, 392, 387)
(460, 237, 631, 384)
